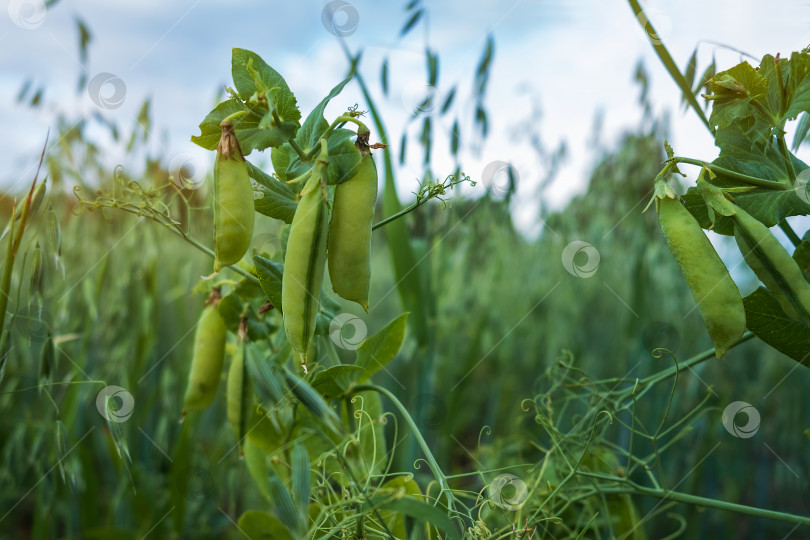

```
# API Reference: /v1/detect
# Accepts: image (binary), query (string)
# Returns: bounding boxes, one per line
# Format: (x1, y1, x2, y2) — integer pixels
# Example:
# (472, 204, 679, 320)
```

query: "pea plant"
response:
(630, 1, 810, 365)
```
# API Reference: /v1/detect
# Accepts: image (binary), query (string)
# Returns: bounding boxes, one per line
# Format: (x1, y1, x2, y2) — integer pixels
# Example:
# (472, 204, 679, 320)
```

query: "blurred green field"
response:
(1, 106, 808, 538)
(2, 4, 810, 538)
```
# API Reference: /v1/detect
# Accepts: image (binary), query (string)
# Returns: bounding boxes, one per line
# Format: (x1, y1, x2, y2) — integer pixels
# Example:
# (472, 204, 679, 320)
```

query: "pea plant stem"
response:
(574, 473, 810, 527)
(669, 157, 788, 189)
(352, 383, 468, 524)
(627, 0, 711, 133)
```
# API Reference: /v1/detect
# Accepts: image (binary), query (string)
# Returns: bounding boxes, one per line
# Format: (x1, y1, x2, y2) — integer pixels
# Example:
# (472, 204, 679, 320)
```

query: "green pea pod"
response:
(181, 297, 227, 415)
(214, 122, 255, 272)
(733, 208, 810, 323)
(282, 157, 329, 372)
(657, 195, 745, 357)
(328, 152, 378, 311)
(227, 332, 250, 456)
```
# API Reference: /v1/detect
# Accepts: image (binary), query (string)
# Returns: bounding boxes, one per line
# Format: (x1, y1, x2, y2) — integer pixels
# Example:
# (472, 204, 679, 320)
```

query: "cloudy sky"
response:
(1, 0, 809, 236)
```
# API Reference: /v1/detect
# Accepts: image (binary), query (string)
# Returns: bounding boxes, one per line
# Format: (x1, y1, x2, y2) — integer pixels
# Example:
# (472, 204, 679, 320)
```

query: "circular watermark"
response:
(794, 168, 810, 205)
(8, 0, 46, 29)
(722, 401, 760, 438)
(329, 313, 367, 350)
(321, 0, 359, 37)
(172, 465, 215, 501)
(642, 321, 680, 354)
(488, 473, 528, 511)
(412, 393, 446, 430)
(634, 7, 672, 46)
(481, 160, 519, 199)
(561, 240, 600, 278)
(88, 72, 127, 110)
(253, 233, 281, 259)
(12, 307, 53, 344)
(401, 81, 437, 117)
(96, 385, 135, 423)
(168, 153, 207, 190)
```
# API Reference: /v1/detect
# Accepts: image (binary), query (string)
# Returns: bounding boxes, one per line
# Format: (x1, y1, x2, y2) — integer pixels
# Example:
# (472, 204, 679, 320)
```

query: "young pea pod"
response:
(227, 321, 251, 456)
(181, 291, 227, 415)
(732, 207, 810, 323)
(214, 122, 255, 272)
(328, 149, 378, 311)
(657, 194, 745, 357)
(282, 153, 329, 372)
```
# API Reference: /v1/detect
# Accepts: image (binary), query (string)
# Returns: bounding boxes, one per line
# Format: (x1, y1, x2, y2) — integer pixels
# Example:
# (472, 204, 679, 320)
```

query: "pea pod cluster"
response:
(732, 207, 810, 323)
(656, 192, 745, 357)
(213, 121, 255, 272)
(328, 150, 378, 312)
(282, 152, 330, 371)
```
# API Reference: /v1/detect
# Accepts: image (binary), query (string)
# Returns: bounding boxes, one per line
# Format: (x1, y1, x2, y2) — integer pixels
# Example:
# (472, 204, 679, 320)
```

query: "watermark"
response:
(329, 313, 367, 350)
(561, 240, 600, 278)
(169, 153, 207, 190)
(481, 160, 519, 199)
(794, 168, 810, 205)
(401, 81, 437, 116)
(321, 0, 359, 37)
(8, 0, 46, 29)
(88, 72, 127, 110)
(633, 7, 672, 46)
(12, 307, 52, 344)
(171, 465, 215, 501)
(412, 393, 446, 430)
(96, 385, 135, 423)
(642, 321, 680, 353)
(722, 401, 760, 438)
(488, 473, 528, 511)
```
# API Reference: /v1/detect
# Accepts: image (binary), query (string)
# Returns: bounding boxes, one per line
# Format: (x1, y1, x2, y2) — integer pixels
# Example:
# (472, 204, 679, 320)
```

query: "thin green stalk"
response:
(627, 0, 711, 132)
(670, 157, 788, 189)
(776, 131, 797, 183)
(778, 219, 802, 247)
(570, 474, 810, 528)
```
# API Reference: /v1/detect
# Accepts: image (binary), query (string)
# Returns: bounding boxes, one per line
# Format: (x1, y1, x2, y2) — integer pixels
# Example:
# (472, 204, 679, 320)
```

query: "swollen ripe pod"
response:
(181, 295, 227, 415)
(282, 161, 329, 371)
(657, 196, 745, 357)
(733, 208, 810, 322)
(214, 122, 255, 272)
(328, 152, 378, 311)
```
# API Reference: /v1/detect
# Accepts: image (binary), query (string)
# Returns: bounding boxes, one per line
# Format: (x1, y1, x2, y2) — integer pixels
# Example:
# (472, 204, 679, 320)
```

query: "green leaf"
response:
(368, 492, 461, 540)
(399, 9, 423, 36)
(311, 365, 364, 399)
(247, 161, 297, 224)
(216, 293, 275, 341)
(792, 112, 810, 151)
(243, 438, 273, 501)
(783, 51, 810, 121)
(234, 277, 264, 300)
(246, 345, 285, 406)
(295, 77, 351, 153)
(237, 510, 294, 540)
(271, 145, 291, 182)
(232, 47, 300, 126)
(191, 98, 296, 154)
(743, 287, 810, 365)
(707, 61, 771, 140)
(355, 313, 409, 381)
(253, 255, 284, 313)
(284, 369, 342, 435)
